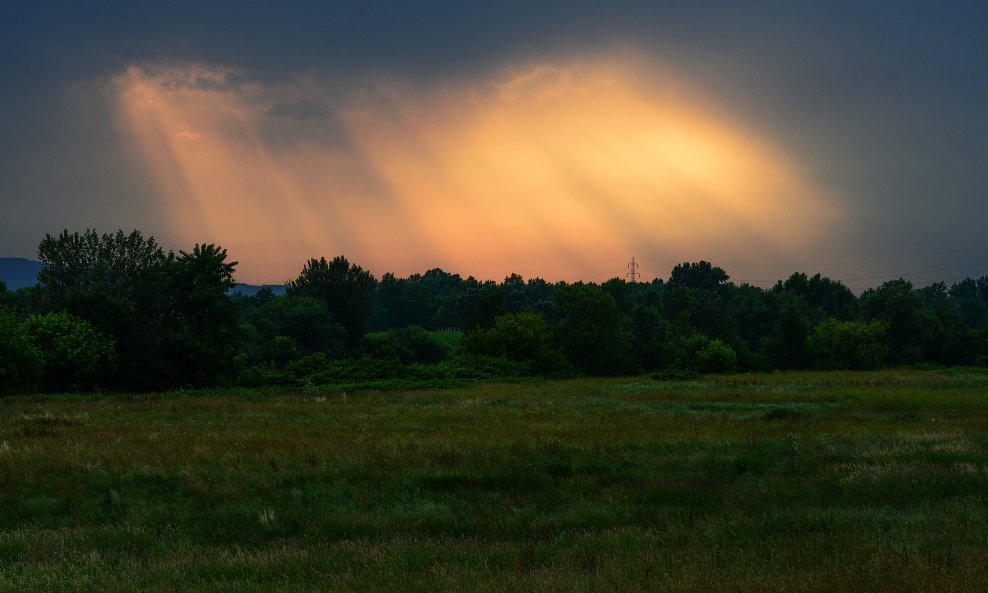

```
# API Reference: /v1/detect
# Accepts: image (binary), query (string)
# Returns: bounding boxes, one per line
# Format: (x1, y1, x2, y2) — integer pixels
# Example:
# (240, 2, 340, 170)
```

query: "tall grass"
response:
(1, 369, 987, 591)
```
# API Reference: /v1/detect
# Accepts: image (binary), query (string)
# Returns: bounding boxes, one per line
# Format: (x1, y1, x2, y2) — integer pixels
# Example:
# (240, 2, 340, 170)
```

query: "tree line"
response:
(2, 229, 987, 393)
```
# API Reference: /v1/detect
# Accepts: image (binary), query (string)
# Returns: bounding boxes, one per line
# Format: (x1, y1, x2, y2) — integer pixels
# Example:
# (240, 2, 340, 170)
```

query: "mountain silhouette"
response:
(0, 258, 43, 290)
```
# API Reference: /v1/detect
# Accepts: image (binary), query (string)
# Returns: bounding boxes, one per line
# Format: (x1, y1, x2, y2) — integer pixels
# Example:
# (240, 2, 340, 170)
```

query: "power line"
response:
(718, 246, 988, 271)
(839, 260, 988, 283)
(741, 259, 988, 288)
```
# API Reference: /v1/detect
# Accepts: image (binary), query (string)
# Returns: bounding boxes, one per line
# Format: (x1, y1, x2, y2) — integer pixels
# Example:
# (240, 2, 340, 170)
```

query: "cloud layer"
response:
(3, 2, 987, 287)
(113, 56, 840, 283)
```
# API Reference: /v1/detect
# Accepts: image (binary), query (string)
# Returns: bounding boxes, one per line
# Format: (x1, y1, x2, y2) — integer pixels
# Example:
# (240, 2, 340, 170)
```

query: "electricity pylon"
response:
(627, 257, 639, 283)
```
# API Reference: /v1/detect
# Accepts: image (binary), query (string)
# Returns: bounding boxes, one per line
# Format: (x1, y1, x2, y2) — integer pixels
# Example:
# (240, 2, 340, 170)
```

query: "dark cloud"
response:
(2, 1, 988, 283)
(265, 99, 330, 120)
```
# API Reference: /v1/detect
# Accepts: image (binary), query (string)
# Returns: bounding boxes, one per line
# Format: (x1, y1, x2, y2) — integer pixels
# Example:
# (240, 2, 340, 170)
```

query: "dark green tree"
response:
(463, 282, 505, 330)
(462, 312, 569, 374)
(367, 272, 436, 330)
(859, 279, 924, 364)
(165, 244, 240, 386)
(38, 229, 168, 308)
(808, 319, 889, 370)
(525, 277, 558, 320)
(501, 273, 529, 313)
(772, 272, 857, 322)
(630, 304, 668, 371)
(287, 256, 377, 344)
(601, 277, 629, 313)
(37, 229, 170, 389)
(663, 286, 735, 340)
(554, 283, 635, 375)
(364, 325, 450, 364)
(663, 262, 737, 343)
(727, 284, 779, 365)
(247, 295, 346, 360)
(949, 276, 988, 328)
(773, 297, 810, 369)
(667, 261, 731, 292)
(418, 268, 468, 328)
(36, 229, 240, 389)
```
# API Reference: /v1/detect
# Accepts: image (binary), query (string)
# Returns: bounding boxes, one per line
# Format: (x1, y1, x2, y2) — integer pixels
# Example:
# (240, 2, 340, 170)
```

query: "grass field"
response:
(2, 370, 988, 591)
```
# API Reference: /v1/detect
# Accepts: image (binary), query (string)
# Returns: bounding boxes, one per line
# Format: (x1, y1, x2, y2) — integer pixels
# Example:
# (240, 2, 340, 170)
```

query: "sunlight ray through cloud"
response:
(113, 56, 841, 283)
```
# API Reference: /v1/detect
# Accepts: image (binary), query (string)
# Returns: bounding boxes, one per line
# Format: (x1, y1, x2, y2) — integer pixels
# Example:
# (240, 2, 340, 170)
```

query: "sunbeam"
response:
(113, 56, 840, 283)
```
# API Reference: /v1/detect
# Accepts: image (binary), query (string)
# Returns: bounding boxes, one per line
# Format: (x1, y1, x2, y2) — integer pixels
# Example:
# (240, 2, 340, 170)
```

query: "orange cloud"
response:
(113, 57, 841, 284)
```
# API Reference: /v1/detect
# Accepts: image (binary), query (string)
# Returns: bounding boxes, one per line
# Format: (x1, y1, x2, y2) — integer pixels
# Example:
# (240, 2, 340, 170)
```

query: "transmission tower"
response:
(627, 257, 640, 283)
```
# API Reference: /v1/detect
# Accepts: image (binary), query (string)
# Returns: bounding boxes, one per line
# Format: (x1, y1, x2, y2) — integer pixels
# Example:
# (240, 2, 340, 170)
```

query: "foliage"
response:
(808, 318, 890, 370)
(695, 338, 738, 373)
(37, 229, 168, 307)
(630, 305, 668, 371)
(165, 244, 240, 386)
(367, 272, 436, 330)
(772, 297, 810, 369)
(461, 312, 570, 374)
(462, 283, 505, 330)
(859, 278, 924, 364)
(772, 272, 857, 322)
(37, 229, 169, 388)
(554, 283, 636, 375)
(666, 333, 737, 373)
(22, 312, 115, 392)
(950, 276, 988, 327)
(235, 353, 531, 389)
(287, 256, 377, 344)
(35, 229, 239, 390)
(0, 306, 42, 393)
(363, 326, 451, 365)
(244, 295, 347, 361)
(664, 286, 734, 340)
(666, 260, 730, 291)
(13, 227, 988, 391)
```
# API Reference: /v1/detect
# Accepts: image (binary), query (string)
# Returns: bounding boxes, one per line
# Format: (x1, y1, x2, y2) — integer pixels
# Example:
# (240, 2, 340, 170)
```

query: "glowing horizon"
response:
(113, 56, 841, 284)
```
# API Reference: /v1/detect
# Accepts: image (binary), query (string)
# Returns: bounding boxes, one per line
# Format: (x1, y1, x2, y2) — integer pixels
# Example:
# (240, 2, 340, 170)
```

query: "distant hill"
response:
(0, 258, 43, 290)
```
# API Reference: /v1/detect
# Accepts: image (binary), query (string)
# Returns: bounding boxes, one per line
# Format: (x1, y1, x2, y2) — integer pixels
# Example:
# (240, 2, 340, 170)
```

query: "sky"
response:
(1, 2, 987, 289)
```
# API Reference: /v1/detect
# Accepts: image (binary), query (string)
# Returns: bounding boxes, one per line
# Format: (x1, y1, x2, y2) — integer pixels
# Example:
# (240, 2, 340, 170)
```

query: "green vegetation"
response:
(3, 229, 988, 394)
(427, 331, 462, 355)
(2, 370, 988, 591)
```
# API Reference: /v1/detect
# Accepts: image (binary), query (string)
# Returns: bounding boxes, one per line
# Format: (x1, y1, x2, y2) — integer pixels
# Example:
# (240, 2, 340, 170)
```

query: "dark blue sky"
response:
(2, 1, 987, 288)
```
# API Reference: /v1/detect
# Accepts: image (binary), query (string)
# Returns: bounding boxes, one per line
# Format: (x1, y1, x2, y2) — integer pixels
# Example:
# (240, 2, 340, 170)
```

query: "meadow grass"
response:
(1, 369, 988, 591)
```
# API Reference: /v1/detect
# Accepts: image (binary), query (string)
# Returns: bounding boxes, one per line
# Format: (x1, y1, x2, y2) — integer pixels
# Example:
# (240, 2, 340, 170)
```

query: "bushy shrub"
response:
(663, 333, 742, 374)
(554, 285, 636, 375)
(0, 307, 42, 394)
(268, 335, 303, 368)
(246, 296, 347, 361)
(234, 352, 535, 390)
(363, 326, 450, 364)
(808, 318, 889, 370)
(22, 311, 115, 392)
(461, 312, 570, 374)
(696, 338, 738, 373)
(235, 362, 285, 388)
